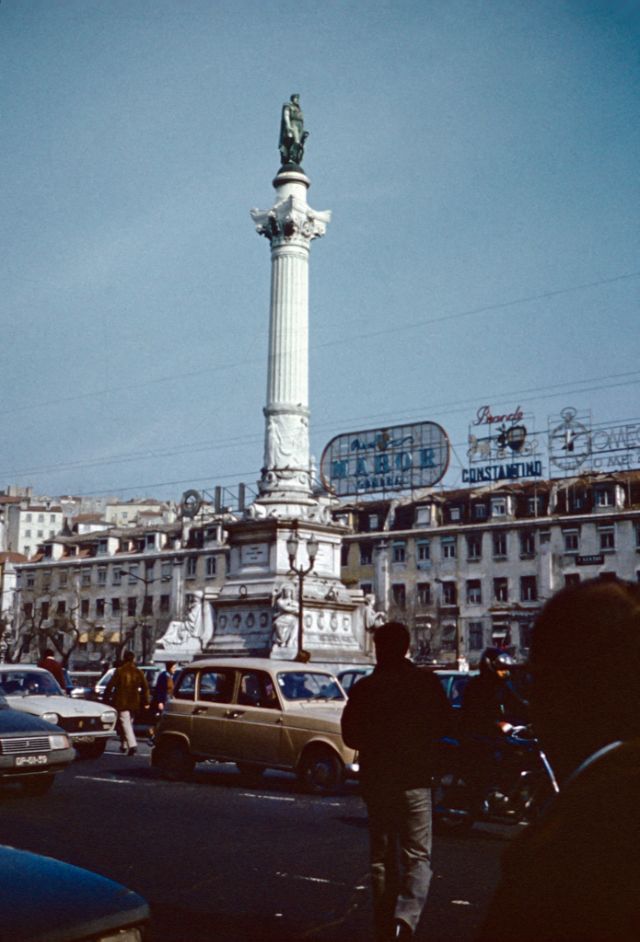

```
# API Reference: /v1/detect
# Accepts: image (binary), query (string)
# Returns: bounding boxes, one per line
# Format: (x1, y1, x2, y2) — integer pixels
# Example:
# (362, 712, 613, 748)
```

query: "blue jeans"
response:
(365, 787, 433, 940)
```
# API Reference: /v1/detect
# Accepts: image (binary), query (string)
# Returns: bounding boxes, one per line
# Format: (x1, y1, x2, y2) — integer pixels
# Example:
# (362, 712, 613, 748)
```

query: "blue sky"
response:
(2, 0, 639, 503)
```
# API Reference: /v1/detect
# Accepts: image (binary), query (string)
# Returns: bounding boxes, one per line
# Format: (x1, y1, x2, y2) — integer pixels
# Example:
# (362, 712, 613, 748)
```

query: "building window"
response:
(161, 561, 172, 581)
(359, 542, 373, 565)
(416, 540, 430, 563)
(206, 556, 217, 578)
(186, 557, 198, 579)
(50, 514, 56, 523)
(563, 530, 579, 552)
(368, 514, 379, 531)
(96, 540, 108, 556)
(25, 529, 31, 538)
(491, 498, 507, 517)
(415, 506, 432, 525)
(466, 579, 482, 605)
(96, 598, 105, 617)
(81, 599, 90, 617)
(494, 578, 509, 602)
(416, 582, 431, 606)
(58, 570, 68, 587)
(127, 597, 137, 616)
(473, 504, 487, 520)
(127, 565, 139, 585)
(599, 528, 615, 551)
(594, 488, 613, 507)
(40, 601, 50, 620)
(25, 513, 32, 522)
(391, 584, 406, 609)
(441, 537, 456, 559)
(466, 535, 482, 561)
(97, 567, 107, 586)
(37, 530, 44, 538)
(493, 533, 507, 558)
(112, 568, 122, 586)
(26, 573, 35, 588)
(468, 622, 484, 651)
(81, 571, 91, 587)
(360, 582, 373, 596)
(441, 581, 457, 605)
(528, 496, 543, 516)
(565, 574, 580, 586)
(449, 506, 461, 522)
(160, 595, 170, 613)
(520, 576, 538, 602)
(111, 598, 121, 614)
(142, 596, 153, 616)
(38, 514, 44, 523)
(392, 541, 406, 563)
(56, 600, 66, 616)
(520, 531, 535, 557)
(145, 534, 156, 551)
(23, 602, 34, 619)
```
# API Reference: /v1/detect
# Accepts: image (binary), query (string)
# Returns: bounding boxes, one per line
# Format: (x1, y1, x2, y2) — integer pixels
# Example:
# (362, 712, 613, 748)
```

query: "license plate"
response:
(15, 755, 48, 767)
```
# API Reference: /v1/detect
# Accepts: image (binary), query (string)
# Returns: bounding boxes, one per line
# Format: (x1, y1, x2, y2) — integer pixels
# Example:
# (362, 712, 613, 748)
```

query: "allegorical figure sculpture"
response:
(279, 93, 308, 167)
(271, 583, 299, 647)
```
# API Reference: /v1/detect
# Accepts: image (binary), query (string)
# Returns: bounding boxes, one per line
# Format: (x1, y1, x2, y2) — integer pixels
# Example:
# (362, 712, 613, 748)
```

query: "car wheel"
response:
(22, 774, 55, 796)
(298, 747, 344, 795)
(75, 739, 107, 760)
(236, 762, 265, 784)
(154, 739, 195, 781)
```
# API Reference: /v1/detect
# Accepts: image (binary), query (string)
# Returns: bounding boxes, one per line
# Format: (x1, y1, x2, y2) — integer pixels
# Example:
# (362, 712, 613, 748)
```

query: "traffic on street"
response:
(0, 731, 511, 942)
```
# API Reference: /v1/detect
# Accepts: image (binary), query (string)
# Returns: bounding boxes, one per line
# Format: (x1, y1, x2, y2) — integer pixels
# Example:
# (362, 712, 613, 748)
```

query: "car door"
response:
(189, 667, 236, 760)
(225, 670, 285, 766)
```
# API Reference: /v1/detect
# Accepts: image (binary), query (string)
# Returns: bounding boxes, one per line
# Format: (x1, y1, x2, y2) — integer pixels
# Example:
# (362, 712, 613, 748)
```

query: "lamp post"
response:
(118, 568, 155, 662)
(286, 529, 319, 663)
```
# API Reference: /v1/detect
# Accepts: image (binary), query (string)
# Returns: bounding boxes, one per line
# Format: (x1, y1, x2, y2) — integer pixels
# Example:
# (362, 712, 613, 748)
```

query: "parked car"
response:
(0, 844, 150, 941)
(0, 666, 117, 759)
(434, 669, 479, 708)
(0, 693, 75, 795)
(94, 665, 163, 723)
(67, 671, 103, 700)
(336, 665, 373, 692)
(152, 658, 357, 793)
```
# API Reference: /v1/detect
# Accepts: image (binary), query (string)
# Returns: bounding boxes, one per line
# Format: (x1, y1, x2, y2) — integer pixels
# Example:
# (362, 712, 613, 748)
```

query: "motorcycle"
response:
(433, 723, 559, 833)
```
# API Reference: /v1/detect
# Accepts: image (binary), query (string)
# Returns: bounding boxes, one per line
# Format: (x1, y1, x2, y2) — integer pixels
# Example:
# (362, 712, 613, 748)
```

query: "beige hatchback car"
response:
(151, 658, 357, 793)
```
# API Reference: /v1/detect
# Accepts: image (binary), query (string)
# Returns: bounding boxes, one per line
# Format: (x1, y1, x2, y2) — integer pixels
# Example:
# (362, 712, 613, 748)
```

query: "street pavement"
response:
(0, 736, 512, 941)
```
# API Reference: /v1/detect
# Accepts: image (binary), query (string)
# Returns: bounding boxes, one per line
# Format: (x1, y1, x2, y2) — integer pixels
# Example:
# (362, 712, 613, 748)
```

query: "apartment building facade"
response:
(336, 471, 640, 665)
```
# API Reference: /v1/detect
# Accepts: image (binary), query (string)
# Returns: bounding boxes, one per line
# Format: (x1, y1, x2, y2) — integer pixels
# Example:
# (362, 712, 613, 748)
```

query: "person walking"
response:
(341, 621, 450, 941)
(38, 647, 66, 690)
(479, 577, 640, 941)
(104, 651, 150, 756)
(148, 660, 177, 740)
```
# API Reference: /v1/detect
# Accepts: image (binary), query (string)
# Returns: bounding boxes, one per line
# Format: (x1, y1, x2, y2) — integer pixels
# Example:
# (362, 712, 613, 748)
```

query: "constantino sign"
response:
(465, 403, 543, 485)
(320, 421, 450, 498)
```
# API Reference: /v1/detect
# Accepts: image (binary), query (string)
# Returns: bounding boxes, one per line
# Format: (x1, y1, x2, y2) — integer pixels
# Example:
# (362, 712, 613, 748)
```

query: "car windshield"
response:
(276, 671, 345, 702)
(0, 670, 63, 697)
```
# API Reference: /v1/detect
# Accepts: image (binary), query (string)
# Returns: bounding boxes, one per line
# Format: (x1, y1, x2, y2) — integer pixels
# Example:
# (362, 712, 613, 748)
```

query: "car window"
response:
(449, 676, 470, 707)
(237, 671, 279, 709)
(0, 670, 62, 697)
(197, 670, 234, 704)
(173, 670, 197, 701)
(276, 671, 344, 702)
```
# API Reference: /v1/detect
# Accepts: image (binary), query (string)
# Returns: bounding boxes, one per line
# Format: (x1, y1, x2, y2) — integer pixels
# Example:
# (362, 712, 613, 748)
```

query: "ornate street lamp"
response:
(286, 529, 319, 663)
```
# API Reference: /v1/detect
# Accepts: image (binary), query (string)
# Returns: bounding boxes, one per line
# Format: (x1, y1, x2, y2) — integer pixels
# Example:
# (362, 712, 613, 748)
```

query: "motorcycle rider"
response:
(458, 647, 529, 812)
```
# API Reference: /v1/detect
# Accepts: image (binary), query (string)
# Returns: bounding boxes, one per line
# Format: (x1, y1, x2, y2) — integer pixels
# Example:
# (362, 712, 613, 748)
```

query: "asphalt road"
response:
(0, 738, 513, 942)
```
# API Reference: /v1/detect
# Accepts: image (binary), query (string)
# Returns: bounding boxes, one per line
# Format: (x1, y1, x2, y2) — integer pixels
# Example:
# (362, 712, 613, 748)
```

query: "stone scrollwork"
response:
(251, 197, 331, 245)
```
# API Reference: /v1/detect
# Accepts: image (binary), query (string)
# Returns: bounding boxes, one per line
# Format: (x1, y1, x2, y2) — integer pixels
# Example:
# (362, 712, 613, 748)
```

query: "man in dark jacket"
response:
(479, 578, 640, 942)
(105, 651, 150, 757)
(341, 621, 450, 942)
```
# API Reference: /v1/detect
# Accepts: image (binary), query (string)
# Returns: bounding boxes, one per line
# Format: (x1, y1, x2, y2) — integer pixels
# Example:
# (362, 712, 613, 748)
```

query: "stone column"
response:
(251, 170, 331, 511)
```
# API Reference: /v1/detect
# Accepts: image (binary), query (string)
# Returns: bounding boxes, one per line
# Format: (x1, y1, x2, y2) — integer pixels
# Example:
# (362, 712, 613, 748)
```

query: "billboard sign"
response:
(548, 407, 640, 475)
(320, 421, 450, 497)
(463, 404, 544, 484)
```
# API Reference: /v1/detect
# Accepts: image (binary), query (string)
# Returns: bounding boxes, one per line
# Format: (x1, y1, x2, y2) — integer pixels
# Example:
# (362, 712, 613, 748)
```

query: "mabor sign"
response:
(320, 422, 450, 498)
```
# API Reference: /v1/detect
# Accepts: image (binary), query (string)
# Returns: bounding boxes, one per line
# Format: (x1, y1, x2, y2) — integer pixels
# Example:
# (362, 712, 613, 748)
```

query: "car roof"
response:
(0, 664, 48, 672)
(182, 658, 338, 674)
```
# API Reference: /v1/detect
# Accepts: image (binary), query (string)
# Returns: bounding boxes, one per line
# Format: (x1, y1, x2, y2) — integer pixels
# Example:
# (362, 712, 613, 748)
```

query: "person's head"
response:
(166, 661, 177, 673)
(43, 647, 55, 658)
(479, 646, 516, 681)
(122, 650, 135, 664)
(374, 621, 410, 667)
(530, 577, 640, 779)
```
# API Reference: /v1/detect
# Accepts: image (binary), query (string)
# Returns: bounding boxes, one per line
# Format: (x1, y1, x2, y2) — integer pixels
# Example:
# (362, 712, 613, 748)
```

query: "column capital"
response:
(250, 195, 331, 247)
